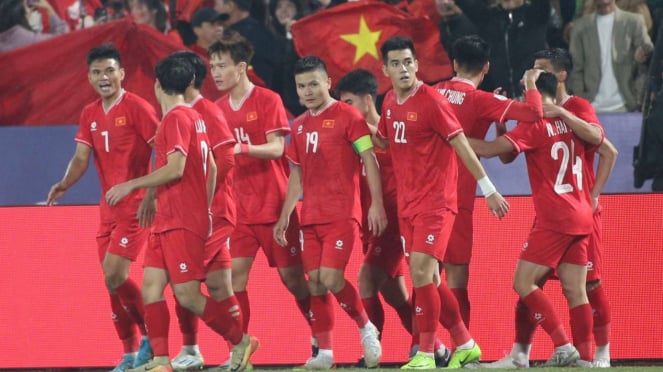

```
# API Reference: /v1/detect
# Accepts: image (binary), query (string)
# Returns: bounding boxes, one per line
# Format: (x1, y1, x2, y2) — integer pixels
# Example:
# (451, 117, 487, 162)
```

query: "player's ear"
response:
(557, 70, 567, 83)
(482, 62, 490, 75)
(119, 67, 126, 82)
(382, 64, 388, 77)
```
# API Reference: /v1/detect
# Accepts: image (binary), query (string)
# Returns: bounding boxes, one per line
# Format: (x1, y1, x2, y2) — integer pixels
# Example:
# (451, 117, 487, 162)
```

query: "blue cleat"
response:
(111, 353, 136, 372)
(133, 338, 153, 368)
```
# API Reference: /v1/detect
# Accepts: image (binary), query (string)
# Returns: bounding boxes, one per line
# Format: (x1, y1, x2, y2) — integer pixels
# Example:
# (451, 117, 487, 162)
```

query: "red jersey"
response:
(216, 85, 290, 224)
(152, 105, 212, 239)
(561, 95, 605, 191)
(504, 117, 593, 234)
(191, 95, 237, 226)
(434, 78, 543, 212)
(377, 83, 463, 217)
(287, 100, 370, 226)
(75, 90, 158, 221)
(360, 148, 397, 221)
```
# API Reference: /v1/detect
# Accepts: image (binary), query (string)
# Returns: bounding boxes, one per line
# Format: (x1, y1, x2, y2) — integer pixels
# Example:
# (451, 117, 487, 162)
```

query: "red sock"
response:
(450, 288, 470, 329)
(515, 299, 537, 344)
(310, 294, 335, 349)
(438, 284, 471, 346)
(521, 289, 568, 347)
(115, 279, 147, 335)
(295, 294, 312, 327)
(588, 285, 611, 346)
(175, 298, 198, 346)
(332, 281, 369, 327)
(570, 303, 594, 361)
(394, 301, 413, 335)
(110, 294, 137, 353)
(235, 290, 250, 333)
(414, 283, 440, 353)
(144, 300, 170, 357)
(201, 296, 243, 345)
(362, 296, 385, 334)
(409, 294, 419, 347)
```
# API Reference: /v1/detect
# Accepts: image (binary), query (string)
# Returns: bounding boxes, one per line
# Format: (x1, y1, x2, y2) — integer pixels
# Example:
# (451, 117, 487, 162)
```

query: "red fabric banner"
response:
(291, 1, 452, 94)
(0, 19, 222, 126)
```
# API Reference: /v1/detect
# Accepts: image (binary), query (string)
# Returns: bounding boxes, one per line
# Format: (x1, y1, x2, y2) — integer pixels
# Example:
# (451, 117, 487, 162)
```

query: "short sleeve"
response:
(133, 98, 159, 144)
(164, 112, 192, 157)
(503, 121, 545, 153)
(74, 107, 93, 147)
(430, 94, 463, 141)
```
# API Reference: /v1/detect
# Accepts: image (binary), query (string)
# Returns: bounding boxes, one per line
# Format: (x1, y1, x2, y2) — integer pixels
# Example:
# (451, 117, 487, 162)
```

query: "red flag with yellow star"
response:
(291, 1, 452, 94)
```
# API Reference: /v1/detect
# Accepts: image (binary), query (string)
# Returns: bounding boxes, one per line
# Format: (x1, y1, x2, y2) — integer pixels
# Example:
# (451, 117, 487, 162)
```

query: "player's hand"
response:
(46, 182, 67, 205)
(105, 182, 133, 206)
(367, 202, 387, 237)
(137, 194, 156, 228)
(592, 195, 599, 212)
(493, 87, 507, 97)
(273, 216, 290, 247)
(542, 102, 562, 118)
(486, 192, 509, 219)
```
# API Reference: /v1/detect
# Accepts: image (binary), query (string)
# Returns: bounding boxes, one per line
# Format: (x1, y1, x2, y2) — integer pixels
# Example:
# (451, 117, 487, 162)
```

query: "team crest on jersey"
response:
(115, 116, 127, 126)
(322, 120, 335, 129)
(90, 121, 97, 131)
(246, 111, 258, 121)
(407, 112, 417, 121)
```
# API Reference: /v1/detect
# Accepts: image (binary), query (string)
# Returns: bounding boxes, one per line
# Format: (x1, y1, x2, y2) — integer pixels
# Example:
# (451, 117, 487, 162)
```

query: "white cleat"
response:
(593, 358, 611, 368)
(574, 359, 594, 368)
(360, 322, 382, 368)
(542, 345, 580, 367)
(482, 353, 530, 369)
(171, 349, 204, 371)
(295, 353, 336, 370)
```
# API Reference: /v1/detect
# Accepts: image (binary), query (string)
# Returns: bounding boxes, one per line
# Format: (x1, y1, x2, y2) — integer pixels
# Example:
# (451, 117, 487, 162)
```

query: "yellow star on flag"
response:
(340, 15, 382, 64)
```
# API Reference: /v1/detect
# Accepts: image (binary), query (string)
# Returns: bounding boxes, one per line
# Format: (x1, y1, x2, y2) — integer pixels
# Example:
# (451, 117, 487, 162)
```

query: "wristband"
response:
(478, 176, 497, 197)
(240, 143, 250, 154)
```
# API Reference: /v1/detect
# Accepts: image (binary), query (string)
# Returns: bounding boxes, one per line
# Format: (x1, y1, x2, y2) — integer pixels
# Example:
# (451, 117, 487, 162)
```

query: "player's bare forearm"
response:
(235, 132, 285, 159)
(452, 134, 488, 180)
(371, 133, 389, 149)
(274, 165, 303, 246)
(591, 138, 618, 201)
(206, 152, 217, 208)
(549, 105, 603, 145)
(360, 149, 387, 236)
(47, 144, 91, 205)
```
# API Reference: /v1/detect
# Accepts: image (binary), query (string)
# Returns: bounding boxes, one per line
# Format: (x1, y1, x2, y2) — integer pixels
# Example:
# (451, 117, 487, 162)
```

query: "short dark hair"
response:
(336, 69, 378, 102)
(294, 56, 327, 76)
(155, 55, 195, 95)
(87, 44, 121, 66)
(380, 36, 416, 65)
(532, 48, 572, 74)
(171, 51, 207, 89)
(0, 0, 30, 33)
(208, 33, 255, 64)
(536, 72, 558, 98)
(452, 35, 490, 74)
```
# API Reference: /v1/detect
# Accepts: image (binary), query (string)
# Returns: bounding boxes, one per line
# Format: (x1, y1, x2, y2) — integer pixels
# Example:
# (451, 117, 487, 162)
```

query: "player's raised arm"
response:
(234, 131, 286, 159)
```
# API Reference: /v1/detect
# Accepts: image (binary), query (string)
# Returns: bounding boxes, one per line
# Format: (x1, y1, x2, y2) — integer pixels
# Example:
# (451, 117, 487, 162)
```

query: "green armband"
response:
(352, 135, 374, 154)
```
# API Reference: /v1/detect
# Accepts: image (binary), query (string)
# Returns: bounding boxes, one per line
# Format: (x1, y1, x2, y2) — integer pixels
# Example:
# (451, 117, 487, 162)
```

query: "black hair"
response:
(134, 0, 168, 33)
(171, 51, 206, 89)
(155, 55, 195, 95)
(0, 0, 31, 33)
(535, 72, 558, 99)
(336, 69, 377, 102)
(293, 55, 327, 75)
(380, 36, 416, 65)
(532, 48, 573, 74)
(452, 35, 491, 74)
(208, 32, 255, 64)
(87, 44, 122, 66)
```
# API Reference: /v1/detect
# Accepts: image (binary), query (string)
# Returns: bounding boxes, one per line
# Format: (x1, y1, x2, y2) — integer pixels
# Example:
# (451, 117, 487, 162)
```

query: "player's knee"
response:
(104, 271, 129, 290)
(320, 272, 344, 293)
(172, 287, 197, 310)
(586, 279, 601, 292)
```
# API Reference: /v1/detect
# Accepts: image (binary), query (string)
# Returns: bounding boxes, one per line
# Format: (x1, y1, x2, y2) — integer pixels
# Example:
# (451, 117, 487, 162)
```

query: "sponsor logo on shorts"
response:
(533, 312, 543, 321)
(374, 246, 382, 255)
(119, 237, 129, 248)
(415, 306, 422, 314)
(335, 240, 344, 250)
(111, 312, 118, 321)
(290, 246, 297, 256)
(425, 234, 435, 245)
(179, 262, 188, 273)
(587, 261, 594, 271)
(522, 242, 529, 251)
(339, 302, 349, 310)
(91, 121, 97, 131)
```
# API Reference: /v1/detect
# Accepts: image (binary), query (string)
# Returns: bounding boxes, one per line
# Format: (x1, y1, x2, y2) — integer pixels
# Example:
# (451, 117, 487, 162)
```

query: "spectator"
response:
(569, 0, 653, 112)
(189, 7, 225, 57)
(434, 0, 478, 60)
(129, 0, 183, 44)
(215, 0, 279, 87)
(0, 0, 68, 53)
(267, 0, 309, 115)
(455, 0, 556, 98)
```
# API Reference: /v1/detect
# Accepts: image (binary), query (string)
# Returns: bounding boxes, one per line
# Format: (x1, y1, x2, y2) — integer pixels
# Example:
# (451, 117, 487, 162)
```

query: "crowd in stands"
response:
(0, 0, 662, 114)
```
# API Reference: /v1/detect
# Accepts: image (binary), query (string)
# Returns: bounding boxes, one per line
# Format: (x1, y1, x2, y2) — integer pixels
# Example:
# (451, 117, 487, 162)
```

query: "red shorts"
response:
(444, 208, 473, 265)
(229, 215, 301, 268)
(301, 219, 361, 272)
(520, 227, 589, 268)
(363, 218, 404, 278)
(205, 218, 234, 273)
(144, 229, 206, 284)
(586, 208, 603, 282)
(96, 218, 149, 262)
(399, 209, 455, 261)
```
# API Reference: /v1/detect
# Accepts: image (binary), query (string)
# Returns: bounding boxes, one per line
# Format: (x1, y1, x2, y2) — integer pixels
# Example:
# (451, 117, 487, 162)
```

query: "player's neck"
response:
(101, 89, 124, 111)
(160, 95, 186, 115)
(395, 79, 421, 102)
(309, 97, 334, 115)
(229, 77, 253, 105)
(556, 85, 570, 103)
(184, 88, 201, 104)
(455, 72, 480, 88)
